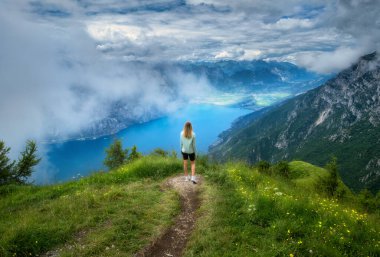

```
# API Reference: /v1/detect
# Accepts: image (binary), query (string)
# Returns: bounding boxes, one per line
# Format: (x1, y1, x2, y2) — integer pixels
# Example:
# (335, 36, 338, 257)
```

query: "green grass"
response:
(185, 161, 380, 257)
(0, 156, 182, 257)
(1, 156, 379, 257)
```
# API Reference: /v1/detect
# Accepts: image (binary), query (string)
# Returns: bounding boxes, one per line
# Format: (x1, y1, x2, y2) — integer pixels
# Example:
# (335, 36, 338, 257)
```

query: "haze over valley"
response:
(1, 0, 379, 188)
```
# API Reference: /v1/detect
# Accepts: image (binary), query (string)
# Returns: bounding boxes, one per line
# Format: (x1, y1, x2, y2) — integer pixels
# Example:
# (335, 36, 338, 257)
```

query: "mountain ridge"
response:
(209, 52, 380, 193)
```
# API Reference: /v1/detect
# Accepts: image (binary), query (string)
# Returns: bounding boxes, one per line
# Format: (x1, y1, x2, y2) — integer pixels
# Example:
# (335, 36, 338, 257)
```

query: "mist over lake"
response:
(38, 104, 250, 183)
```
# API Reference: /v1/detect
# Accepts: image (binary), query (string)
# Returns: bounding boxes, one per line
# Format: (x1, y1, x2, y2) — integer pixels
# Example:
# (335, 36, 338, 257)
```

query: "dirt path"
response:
(135, 175, 202, 257)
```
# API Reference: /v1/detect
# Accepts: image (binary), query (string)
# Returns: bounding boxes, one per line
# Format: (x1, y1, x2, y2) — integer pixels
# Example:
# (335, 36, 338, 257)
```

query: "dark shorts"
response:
(181, 151, 196, 161)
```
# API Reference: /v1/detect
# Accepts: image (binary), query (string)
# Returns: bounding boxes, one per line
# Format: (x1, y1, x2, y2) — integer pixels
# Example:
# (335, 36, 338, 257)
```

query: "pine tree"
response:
(128, 145, 142, 162)
(104, 139, 128, 170)
(0, 141, 15, 185)
(14, 140, 41, 184)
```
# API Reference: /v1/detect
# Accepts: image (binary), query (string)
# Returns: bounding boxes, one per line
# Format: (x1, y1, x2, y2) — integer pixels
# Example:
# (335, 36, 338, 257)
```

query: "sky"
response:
(0, 0, 380, 158)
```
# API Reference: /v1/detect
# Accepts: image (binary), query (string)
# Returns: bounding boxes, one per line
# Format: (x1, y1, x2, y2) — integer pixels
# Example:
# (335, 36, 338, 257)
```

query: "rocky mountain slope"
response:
(209, 52, 380, 192)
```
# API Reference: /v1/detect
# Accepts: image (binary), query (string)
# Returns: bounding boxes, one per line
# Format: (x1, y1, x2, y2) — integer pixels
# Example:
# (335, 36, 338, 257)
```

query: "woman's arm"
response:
(180, 133, 183, 152)
(192, 135, 196, 155)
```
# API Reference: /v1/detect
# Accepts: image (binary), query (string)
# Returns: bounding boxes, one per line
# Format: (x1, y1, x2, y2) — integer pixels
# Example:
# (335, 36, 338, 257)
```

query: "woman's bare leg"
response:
(183, 160, 188, 177)
(191, 160, 196, 176)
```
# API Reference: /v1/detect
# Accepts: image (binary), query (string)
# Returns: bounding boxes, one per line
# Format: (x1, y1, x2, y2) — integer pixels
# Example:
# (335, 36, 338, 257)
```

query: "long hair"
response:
(183, 121, 193, 139)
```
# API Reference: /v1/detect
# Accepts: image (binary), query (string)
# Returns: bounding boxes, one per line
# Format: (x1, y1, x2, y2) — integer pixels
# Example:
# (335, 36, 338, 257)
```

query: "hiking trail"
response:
(135, 175, 202, 257)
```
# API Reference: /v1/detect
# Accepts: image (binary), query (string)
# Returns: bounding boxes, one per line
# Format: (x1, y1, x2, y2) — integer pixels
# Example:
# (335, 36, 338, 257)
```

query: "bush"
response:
(151, 148, 168, 157)
(170, 150, 177, 159)
(358, 188, 378, 212)
(257, 160, 271, 173)
(271, 160, 290, 178)
(128, 145, 142, 162)
(324, 156, 339, 197)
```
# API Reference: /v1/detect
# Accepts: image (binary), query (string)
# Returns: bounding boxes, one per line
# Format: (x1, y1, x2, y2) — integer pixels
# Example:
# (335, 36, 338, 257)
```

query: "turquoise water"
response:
(41, 104, 251, 183)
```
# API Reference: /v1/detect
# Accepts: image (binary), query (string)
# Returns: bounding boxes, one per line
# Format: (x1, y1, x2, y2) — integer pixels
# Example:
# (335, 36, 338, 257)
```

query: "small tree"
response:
(13, 140, 41, 184)
(0, 141, 15, 185)
(324, 156, 339, 197)
(1, 140, 41, 185)
(104, 139, 128, 170)
(128, 145, 142, 162)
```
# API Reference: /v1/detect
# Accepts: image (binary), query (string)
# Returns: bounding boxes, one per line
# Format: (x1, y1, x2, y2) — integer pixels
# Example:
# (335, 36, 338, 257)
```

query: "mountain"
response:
(209, 52, 380, 193)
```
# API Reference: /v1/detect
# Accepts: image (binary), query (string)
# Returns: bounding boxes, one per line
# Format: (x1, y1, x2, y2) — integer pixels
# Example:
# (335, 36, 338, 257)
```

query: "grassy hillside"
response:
(0, 156, 182, 257)
(186, 159, 379, 257)
(1, 156, 379, 256)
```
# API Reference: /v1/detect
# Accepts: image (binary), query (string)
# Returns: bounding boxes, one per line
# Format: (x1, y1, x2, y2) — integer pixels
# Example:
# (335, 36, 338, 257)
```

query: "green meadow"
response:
(1, 155, 379, 256)
(186, 159, 379, 256)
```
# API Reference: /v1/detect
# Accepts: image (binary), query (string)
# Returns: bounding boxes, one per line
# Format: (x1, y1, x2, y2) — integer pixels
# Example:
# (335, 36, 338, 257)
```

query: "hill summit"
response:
(1, 155, 379, 256)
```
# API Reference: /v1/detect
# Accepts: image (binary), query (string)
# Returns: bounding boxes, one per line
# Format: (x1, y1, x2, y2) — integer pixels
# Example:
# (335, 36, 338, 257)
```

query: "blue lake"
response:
(39, 104, 251, 183)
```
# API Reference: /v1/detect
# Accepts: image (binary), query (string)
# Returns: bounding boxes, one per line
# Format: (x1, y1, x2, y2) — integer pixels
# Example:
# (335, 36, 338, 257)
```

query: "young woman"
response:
(180, 121, 197, 184)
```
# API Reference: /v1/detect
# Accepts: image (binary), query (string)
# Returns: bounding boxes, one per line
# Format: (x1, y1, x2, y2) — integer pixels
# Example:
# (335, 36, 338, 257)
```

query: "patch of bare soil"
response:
(135, 175, 202, 257)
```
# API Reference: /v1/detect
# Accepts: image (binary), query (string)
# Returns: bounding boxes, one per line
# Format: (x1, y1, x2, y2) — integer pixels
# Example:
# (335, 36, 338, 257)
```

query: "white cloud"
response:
(87, 23, 143, 42)
(0, 2, 214, 158)
(294, 47, 368, 74)
(215, 48, 245, 59)
(1, 0, 380, 155)
(263, 18, 315, 30)
(76, 0, 378, 70)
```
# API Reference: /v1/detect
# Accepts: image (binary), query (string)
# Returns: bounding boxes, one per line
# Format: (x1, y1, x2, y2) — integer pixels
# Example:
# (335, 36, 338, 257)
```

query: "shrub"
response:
(128, 145, 142, 162)
(170, 150, 177, 159)
(358, 188, 378, 212)
(271, 160, 290, 178)
(151, 148, 168, 157)
(257, 160, 271, 173)
(324, 156, 339, 197)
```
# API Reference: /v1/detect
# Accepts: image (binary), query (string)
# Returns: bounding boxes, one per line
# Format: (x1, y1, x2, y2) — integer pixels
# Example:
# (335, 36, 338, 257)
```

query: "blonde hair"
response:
(183, 121, 193, 139)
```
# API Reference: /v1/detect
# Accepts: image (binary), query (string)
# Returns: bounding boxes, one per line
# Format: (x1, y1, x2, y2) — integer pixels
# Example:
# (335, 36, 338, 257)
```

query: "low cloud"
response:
(0, 3, 213, 159)
(294, 47, 368, 74)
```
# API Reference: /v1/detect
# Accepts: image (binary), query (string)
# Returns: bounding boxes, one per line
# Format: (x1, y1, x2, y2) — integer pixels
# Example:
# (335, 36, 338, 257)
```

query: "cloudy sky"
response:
(1, 0, 380, 157)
